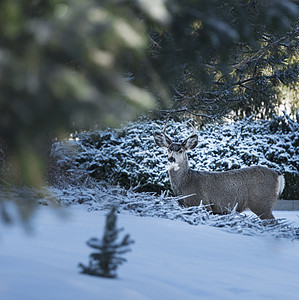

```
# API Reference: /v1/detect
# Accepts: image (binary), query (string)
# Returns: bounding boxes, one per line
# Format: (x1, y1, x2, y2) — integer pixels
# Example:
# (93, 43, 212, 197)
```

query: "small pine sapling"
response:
(78, 207, 134, 278)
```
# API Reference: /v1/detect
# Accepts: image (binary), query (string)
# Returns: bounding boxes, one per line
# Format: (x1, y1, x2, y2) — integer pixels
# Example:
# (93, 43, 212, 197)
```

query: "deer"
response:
(154, 128, 285, 220)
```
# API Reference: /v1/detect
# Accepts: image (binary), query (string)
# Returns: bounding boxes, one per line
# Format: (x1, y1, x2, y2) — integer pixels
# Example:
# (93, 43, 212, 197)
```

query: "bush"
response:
(53, 115, 299, 199)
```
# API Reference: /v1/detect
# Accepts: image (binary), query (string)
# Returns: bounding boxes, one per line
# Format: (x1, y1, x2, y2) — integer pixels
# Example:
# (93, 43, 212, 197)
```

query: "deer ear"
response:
(182, 134, 198, 150)
(154, 132, 172, 148)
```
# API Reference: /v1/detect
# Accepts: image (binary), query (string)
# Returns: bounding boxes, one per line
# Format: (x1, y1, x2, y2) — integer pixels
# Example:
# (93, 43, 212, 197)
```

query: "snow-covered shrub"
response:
(48, 140, 92, 187)
(72, 121, 172, 193)
(54, 115, 298, 199)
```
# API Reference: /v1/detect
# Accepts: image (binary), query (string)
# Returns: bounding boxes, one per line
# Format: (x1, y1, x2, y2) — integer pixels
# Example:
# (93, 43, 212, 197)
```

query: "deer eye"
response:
(178, 149, 183, 154)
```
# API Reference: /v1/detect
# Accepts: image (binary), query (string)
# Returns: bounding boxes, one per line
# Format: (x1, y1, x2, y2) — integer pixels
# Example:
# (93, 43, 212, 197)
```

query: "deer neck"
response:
(168, 159, 190, 194)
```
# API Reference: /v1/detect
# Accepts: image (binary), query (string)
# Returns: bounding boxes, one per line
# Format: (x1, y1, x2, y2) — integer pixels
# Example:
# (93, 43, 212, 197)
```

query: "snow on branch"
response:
(42, 183, 299, 241)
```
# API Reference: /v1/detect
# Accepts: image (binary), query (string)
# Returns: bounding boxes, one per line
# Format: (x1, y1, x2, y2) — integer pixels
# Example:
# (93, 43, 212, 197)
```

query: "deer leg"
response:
(178, 199, 186, 207)
(259, 213, 275, 220)
(249, 200, 275, 220)
(250, 206, 275, 220)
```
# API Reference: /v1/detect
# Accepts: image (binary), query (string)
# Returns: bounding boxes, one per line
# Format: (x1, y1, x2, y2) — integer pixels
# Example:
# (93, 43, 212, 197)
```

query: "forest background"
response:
(0, 0, 298, 225)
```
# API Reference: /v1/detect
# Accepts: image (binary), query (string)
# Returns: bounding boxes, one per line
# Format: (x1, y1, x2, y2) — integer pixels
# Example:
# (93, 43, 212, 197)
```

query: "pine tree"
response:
(78, 207, 134, 278)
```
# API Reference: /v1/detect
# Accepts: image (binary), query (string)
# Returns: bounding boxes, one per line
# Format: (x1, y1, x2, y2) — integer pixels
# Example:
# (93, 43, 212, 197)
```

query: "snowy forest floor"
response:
(1, 202, 299, 300)
(1, 182, 299, 300)
(45, 183, 299, 240)
(2, 182, 299, 240)
(1, 115, 298, 299)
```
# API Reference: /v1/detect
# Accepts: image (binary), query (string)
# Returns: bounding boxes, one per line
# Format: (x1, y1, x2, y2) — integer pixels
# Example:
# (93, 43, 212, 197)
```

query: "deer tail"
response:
(277, 175, 285, 195)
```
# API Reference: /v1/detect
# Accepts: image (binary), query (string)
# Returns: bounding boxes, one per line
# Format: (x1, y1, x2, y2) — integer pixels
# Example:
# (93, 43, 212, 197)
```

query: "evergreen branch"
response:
(215, 74, 278, 87)
(239, 83, 259, 93)
(79, 207, 134, 278)
(233, 28, 298, 70)
(159, 108, 215, 119)
(147, 34, 162, 49)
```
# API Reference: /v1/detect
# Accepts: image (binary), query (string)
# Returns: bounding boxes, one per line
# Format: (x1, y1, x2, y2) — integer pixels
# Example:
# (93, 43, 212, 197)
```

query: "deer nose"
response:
(168, 157, 175, 163)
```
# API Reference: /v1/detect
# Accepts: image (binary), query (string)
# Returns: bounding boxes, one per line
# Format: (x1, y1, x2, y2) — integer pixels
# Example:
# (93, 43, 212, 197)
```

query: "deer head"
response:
(154, 131, 198, 171)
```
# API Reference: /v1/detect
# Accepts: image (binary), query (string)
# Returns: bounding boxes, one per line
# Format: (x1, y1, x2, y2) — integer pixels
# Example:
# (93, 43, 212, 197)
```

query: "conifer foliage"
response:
(79, 207, 134, 278)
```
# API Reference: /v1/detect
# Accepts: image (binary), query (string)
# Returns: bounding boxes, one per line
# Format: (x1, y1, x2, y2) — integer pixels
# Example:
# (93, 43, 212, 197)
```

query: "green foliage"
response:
(0, 0, 171, 224)
(147, 0, 299, 119)
(79, 207, 134, 278)
(0, 0, 168, 188)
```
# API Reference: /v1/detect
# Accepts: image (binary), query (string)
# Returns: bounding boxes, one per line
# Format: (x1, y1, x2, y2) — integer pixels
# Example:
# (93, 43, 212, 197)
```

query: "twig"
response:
(215, 74, 277, 87)
(159, 108, 215, 119)
(233, 28, 298, 70)
(147, 34, 161, 49)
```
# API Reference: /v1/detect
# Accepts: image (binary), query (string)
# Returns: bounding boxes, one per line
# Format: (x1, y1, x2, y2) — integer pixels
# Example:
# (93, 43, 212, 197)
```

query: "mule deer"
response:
(154, 129, 285, 219)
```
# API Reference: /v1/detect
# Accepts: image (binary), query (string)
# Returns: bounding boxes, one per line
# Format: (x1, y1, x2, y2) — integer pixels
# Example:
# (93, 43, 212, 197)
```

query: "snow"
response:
(0, 116, 298, 299)
(1, 206, 299, 300)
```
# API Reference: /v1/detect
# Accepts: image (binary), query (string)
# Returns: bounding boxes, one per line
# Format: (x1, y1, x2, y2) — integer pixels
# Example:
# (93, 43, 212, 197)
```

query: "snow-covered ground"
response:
(1, 206, 299, 300)
(1, 117, 298, 299)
